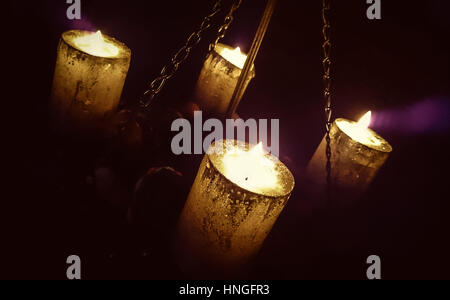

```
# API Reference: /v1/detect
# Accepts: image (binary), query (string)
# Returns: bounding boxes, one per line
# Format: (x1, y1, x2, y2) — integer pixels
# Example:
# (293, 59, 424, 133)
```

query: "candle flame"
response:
(337, 110, 383, 147)
(249, 141, 264, 156)
(357, 111, 372, 129)
(220, 46, 248, 69)
(222, 142, 281, 194)
(95, 30, 102, 40)
(73, 30, 119, 58)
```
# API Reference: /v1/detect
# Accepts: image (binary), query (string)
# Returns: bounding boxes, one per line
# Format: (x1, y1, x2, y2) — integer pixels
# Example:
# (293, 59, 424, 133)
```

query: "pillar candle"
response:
(51, 30, 131, 134)
(307, 112, 393, 202)
(178, 140, 295, 272)
(194, 44, 255, 116)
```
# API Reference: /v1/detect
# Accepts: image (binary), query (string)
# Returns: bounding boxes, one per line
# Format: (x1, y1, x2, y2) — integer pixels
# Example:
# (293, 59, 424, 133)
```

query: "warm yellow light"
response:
(220, 46, 248, 69)
(357, 111, 372, 129)
(337, 111, 382, 147)
(222, 142, 281, 194)
(73, 31, 119, 58)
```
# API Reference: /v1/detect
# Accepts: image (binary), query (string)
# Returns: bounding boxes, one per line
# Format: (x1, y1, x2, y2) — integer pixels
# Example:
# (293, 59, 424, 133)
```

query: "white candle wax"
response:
(306, 111, 393, 202)
(178, 140, 295, 274)
(194, 44, 255, 116)
(51, 30, 131, 135)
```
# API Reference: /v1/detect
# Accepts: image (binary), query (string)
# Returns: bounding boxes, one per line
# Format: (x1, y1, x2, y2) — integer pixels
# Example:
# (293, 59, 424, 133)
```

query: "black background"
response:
(4, 0, 450, 279)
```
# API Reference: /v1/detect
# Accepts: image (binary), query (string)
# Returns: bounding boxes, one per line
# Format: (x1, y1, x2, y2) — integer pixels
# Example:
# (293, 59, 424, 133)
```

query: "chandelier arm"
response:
(227, 0, 277, 116)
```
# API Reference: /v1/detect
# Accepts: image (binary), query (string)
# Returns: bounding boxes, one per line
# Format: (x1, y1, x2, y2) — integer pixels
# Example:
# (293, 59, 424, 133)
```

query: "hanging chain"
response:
(322, 0, 333, 201)
(139, 0, 224, 110)
(210, 0, 243, 52)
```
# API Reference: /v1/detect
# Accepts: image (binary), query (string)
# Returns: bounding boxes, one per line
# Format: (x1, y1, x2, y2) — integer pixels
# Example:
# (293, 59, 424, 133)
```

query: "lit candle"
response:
(178, 140, 295, 273)
(51, 30, 131, 134)
(307, 111, 393, 201)
(73, 30, 120, 58)
(220, 46, 248, 69)
(194, 44, 255, 116)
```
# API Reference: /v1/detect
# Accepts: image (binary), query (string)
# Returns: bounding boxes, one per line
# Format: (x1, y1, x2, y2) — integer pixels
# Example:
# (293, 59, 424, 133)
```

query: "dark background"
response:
(4, 0, 450, 279)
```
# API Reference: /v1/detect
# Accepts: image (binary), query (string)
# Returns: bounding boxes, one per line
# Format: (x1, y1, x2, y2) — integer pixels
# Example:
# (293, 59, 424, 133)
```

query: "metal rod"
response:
(226, 0, 278, 117)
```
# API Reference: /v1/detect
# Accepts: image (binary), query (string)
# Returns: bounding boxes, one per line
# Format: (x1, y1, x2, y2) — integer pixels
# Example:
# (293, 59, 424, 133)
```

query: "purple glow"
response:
(371, 99, 450, 134)
(68, 19, 96, 32)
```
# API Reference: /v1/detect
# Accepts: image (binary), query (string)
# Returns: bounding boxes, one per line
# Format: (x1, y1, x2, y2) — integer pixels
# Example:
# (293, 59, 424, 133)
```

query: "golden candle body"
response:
(307, 118, 392, 201)
(51, 30, 131, 134)
(194, 44, 255, 116)
(178, 140, 294, 272)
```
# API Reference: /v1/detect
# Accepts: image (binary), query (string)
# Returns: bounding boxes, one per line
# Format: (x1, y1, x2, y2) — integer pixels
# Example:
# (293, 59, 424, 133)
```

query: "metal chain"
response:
(322, 0, 333, 201)
(210, 0, 243, 52)
(139, 0, 224, 110)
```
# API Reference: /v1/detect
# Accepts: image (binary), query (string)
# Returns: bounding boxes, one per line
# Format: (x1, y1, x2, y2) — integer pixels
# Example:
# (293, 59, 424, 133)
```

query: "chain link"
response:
(210, 0, 243, 52)
(139, 0, 224, 110)
(322, 0, 333, 201)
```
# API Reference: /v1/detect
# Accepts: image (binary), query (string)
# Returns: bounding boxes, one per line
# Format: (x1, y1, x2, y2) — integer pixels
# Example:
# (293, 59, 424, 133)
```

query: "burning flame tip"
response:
(251, 142, 266, 155)
(358, 111, 372, 129)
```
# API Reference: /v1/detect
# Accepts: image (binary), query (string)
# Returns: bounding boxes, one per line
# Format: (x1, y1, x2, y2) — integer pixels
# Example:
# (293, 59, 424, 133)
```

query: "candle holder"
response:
(51, 30, 131, 136)
(307, 114, 393, 203)
(194, 44, 255, 116)
(177, 140, 294, 275)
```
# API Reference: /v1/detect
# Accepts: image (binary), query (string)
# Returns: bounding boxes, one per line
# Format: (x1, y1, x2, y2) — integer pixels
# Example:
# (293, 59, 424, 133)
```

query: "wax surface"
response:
(336, 119, 391, 152)
(218, 143, 282, 195)
(73, 31, 120, 58)
(219, 46, 248, 69)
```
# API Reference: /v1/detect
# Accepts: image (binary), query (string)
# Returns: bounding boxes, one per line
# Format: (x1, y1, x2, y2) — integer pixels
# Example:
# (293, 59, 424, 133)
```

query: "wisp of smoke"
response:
(371, 99, 450, 134)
